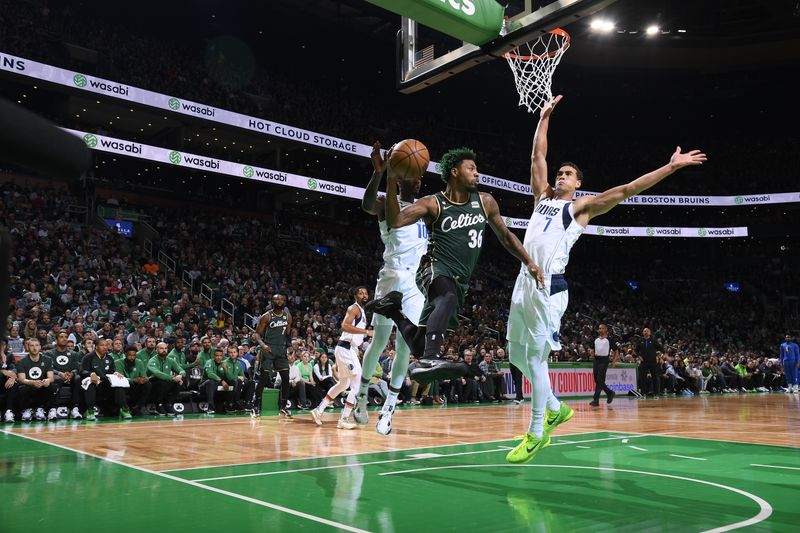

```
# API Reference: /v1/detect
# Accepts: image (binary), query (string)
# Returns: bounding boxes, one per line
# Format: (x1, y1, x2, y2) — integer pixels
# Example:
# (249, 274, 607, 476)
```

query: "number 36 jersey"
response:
(522, 196, 584, 275)
(425, 190, 487, 283)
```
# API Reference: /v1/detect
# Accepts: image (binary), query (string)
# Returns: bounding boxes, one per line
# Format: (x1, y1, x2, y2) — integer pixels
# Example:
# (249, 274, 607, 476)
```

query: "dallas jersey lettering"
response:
(262, 309, 289, 357)
(522, 196, 584, 275)
(340, 304, 366, 347)
(427, 190, 487, 282)
(379, 199, 428, 270)
(507, 196, 583, 351)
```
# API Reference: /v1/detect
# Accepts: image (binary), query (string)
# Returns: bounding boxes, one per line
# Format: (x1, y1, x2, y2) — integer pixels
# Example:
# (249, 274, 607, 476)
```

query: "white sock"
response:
(317, 396, 332, 411)
(381, 390, 400, 413)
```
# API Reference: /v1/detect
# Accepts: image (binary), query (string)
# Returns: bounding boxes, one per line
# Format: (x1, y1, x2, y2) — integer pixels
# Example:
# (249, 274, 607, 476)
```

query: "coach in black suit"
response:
(635, 328, 663, 396)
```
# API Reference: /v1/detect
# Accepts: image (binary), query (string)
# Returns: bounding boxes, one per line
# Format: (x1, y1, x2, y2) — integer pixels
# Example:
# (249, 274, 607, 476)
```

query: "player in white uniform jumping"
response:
(355, 141, 427, 435)
(311, 286, 373, 430)
(506, 96, 707, 463)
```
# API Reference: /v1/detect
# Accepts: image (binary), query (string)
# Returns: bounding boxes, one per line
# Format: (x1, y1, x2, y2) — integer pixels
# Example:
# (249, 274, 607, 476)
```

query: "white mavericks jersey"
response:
(340, 303, 367, 346)
(522, 196, 585, 275)
(378, 199, 428, 270)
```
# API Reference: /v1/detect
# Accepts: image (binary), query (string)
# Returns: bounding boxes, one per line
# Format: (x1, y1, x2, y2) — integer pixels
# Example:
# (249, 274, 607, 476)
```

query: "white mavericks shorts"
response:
(334, 345, 362, 379)
(372, 267, 425, 327)
(507, 271, 569, 352)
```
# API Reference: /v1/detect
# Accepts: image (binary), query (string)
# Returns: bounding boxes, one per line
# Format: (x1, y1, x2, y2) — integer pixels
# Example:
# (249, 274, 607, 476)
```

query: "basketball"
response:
(388, 138, 430, 179)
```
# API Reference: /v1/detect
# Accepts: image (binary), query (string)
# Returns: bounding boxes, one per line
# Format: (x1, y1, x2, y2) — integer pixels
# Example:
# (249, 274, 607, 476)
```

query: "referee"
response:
(589, 324, 618, 406)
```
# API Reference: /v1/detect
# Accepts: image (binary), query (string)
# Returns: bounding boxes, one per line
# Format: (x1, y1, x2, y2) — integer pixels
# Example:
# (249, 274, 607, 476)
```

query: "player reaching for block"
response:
(505, 95, 707, 464)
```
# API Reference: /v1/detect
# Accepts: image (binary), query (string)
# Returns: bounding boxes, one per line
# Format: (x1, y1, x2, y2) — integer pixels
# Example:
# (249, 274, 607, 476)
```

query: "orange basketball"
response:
(388, 139, 430, 179)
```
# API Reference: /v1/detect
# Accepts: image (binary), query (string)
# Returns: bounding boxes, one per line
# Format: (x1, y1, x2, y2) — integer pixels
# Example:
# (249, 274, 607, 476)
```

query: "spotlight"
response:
(590, 19, 615, 32)
(646, 25, 660, 35)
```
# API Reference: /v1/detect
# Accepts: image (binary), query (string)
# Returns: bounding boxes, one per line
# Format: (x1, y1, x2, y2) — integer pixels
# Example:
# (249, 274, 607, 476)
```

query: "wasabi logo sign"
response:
(168, 97, 180, 110)
(735, 196, 744, 205)
(307, 178, 317, 190)
(83, 134, 98, 148)
(698, 228, 707, 237)
(596, 226, 605, 235)
(504, 217, 512, 227)
(73, 74, 87, 87)
(646, 227, 655, 236)
(169, 151, 182, 165)
(242, 166, 254, 178)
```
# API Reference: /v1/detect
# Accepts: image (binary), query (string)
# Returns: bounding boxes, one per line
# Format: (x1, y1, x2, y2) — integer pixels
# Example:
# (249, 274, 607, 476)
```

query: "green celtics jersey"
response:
(262, 310, 289, 357)
(427, 190, 488, 282)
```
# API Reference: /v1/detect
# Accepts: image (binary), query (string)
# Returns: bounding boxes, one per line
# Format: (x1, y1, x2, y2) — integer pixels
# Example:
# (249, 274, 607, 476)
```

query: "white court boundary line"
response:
(163, 430, 634, 473)
(750, 463, 800, 472)
(629, 431, 800, 449)
(671, 454, 707, 461)
(192, 434, 648, 483)
(0, 429, 370, 533)
(379, 464, 773, 533)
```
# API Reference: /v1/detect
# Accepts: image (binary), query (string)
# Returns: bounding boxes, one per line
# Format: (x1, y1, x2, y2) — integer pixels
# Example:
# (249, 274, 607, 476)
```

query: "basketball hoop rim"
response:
(502, 28, 571, 61)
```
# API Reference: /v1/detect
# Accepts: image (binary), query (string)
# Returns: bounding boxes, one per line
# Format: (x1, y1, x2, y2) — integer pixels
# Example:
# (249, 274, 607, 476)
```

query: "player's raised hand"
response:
(370, 141, 389, 174)
(540, 95, 563, 119)
(669, 146, 707, 169)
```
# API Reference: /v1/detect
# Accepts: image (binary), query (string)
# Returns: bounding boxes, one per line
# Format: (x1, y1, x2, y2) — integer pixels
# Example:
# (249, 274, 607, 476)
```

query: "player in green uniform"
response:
(369, 147, 543, 382)
(253, 294, 293, 418)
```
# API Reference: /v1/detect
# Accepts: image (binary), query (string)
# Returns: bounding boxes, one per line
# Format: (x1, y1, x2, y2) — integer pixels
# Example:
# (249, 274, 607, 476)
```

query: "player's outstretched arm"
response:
(530, 96, 561, 200)
(481, 192, 545, 288)
(385, 170, 437, 228)
(362, 141, 388, 217)
(574, 146, 707, 223)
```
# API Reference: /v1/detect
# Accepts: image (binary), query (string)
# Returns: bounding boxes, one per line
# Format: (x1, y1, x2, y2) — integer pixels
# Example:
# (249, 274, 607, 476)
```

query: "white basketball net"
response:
(503, 28, 570, 114)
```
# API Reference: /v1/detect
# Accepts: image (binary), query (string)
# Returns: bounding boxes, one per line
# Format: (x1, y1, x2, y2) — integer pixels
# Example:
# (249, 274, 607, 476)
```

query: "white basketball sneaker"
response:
(4, 410, 14, 423)
(310, 407, 323, 426)
(21, 409, 32, 422)
(47, 408, 58, 421)
(336, 417, 357, 430)
(70, 407, 83, 420)
(34, 408, 46, 421)
(376, 405, 395, 436)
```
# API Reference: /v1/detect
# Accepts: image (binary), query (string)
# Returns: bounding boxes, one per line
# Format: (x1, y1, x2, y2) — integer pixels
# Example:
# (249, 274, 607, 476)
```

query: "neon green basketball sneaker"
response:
(506, 433, 551, 464)
(543, 402, 573, 434)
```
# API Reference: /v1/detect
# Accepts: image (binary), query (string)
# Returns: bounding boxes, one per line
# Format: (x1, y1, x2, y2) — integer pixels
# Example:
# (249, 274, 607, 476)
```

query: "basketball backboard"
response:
(397, 0, 617, 93)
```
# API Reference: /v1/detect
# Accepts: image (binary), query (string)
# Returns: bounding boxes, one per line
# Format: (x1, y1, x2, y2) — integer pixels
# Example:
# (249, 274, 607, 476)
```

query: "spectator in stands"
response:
(116, 346, 151, 418)
(313, 351, 336, 400)
(282, 351, 308, 409)
(479, 351, 505, 402)
(146, 341, 185, 416)
(453, 350, 483, 404)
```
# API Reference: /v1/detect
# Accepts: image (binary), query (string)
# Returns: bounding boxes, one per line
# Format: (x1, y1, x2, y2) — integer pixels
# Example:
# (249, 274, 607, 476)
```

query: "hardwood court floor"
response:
(2, 394, 798, 532)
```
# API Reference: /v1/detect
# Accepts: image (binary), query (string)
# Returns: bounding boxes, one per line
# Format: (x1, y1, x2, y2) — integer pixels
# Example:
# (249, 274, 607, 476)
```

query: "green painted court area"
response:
(2, 431, 798, 532)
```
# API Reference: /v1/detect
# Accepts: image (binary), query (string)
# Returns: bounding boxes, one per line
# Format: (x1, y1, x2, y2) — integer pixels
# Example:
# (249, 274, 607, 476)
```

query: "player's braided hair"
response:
(436, 147, 477, 183)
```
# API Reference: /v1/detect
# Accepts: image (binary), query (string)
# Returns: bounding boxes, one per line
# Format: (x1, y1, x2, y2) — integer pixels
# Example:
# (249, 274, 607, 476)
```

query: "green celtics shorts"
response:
(416, 257, 469, 331)
(261, 351, 289, 372)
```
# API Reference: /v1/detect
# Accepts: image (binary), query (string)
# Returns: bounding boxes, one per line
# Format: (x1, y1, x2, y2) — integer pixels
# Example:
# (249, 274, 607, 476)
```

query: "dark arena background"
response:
(1, 1, 799, 531)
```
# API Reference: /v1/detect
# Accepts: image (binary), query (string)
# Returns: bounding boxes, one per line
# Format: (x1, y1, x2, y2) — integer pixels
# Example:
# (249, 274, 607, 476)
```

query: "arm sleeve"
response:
(171, 358, 186, 377)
